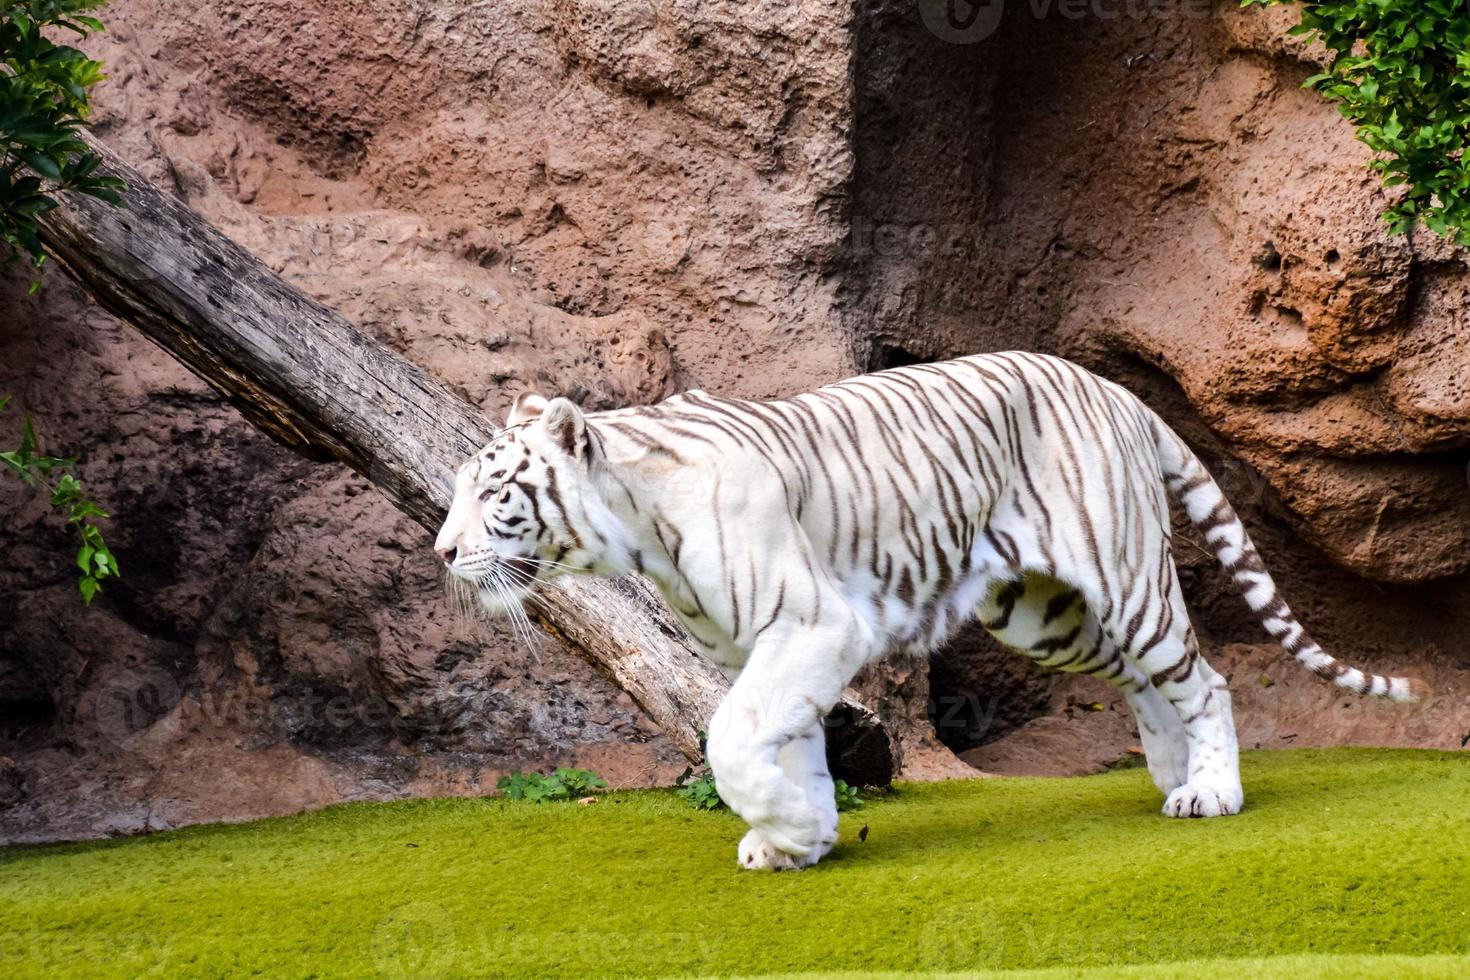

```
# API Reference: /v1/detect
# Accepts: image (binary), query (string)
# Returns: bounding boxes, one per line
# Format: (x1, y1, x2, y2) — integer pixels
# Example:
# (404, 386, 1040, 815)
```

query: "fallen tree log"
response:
(35, 135, 893, 783)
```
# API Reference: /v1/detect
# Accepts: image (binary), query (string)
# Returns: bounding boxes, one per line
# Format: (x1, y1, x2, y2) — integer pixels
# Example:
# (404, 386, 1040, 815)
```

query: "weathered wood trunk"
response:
(35, 135, 893, 782)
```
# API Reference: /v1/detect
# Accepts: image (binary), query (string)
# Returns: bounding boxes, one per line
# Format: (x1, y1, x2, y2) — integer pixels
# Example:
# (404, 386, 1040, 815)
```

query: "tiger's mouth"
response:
(467, 558, 539, 621)
(446, 549, 538, 583)
(444, 550, 542, 612)
(443, 553, 543, 648)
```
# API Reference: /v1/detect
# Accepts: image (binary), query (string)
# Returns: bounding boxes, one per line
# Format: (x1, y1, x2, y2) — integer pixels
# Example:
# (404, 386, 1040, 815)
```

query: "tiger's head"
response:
(435, 392, 606, 615)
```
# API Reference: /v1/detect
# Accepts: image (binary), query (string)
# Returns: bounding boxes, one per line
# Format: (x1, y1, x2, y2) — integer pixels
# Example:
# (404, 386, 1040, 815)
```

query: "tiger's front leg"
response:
(735, 720, 839, 870)
(707, 616, 867, 871)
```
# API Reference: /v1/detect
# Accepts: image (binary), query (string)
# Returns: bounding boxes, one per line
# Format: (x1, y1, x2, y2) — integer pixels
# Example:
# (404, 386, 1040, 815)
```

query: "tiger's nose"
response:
(436, 545, 457, 566)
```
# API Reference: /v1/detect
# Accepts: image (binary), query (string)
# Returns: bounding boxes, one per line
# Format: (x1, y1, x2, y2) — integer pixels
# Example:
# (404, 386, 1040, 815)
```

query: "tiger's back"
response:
(603, 352, 1173, 658)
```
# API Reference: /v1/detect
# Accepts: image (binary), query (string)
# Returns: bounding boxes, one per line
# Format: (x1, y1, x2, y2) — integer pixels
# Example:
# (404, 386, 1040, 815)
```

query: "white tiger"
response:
(435, 352, 1424, 870)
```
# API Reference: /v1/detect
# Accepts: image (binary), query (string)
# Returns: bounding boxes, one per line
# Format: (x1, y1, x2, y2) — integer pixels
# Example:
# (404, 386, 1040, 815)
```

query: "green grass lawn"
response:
(2, 749, 1467, 978)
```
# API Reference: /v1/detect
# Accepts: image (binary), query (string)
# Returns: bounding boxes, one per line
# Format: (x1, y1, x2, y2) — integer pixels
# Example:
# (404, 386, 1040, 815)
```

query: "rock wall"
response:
(3, 0, 1467, 841)
(849, 0, 1470, 752)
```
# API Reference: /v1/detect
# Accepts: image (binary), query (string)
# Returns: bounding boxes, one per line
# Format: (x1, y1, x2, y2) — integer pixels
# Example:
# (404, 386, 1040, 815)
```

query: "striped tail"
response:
(1152, 419, 1427, 703)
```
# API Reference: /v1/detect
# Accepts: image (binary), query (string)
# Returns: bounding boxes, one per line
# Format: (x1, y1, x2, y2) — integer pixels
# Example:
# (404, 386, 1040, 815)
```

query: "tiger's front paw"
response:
(738, 828, 823, 871)
(1163, 781, 1243, 818)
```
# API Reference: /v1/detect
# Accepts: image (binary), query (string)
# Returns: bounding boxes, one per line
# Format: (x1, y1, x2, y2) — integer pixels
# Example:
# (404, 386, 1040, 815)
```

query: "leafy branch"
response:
(1245, 0, 1470, 242)
(2, 4, 122, 604)
(2, 0, 124, 282)
(0, 395, 117, 602)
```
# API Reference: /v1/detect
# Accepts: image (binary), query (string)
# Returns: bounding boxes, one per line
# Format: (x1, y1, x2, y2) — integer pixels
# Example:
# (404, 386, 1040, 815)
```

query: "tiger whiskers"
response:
(444, 573, 484, 631)
(440, 563, 548, 660)
(475, 563, 544, 658)
(441, 552, 589, 662)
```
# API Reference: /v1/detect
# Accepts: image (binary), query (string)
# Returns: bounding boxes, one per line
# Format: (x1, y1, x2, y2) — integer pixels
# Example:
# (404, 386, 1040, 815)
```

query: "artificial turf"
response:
(1, 749, 1466, 978)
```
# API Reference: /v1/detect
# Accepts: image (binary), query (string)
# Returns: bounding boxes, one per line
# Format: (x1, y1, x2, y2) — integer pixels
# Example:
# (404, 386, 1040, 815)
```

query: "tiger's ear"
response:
(506, 392, 548, 427)
(540, 397, 587, 458)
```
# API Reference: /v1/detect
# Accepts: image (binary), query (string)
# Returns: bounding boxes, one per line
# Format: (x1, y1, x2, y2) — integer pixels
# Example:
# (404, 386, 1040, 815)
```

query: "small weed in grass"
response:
(674, 768, 866, 812)
(496, 767, 606, 802)
(675, 766, 725, 810)
(833, 779, 864, 811)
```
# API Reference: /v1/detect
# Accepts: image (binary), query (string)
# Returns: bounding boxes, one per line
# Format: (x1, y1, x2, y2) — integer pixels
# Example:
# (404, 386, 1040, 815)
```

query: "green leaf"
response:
(497, 770, 533, 800)
(18, 413, 37, 460)
(675, 769, 726, 811)
(79, 575, 99, 604)
(32, 454, 75, 475)
(10, 148, 62, 182)
(834, 779, 865, 812)
(0, 450, 33, 482)
(50, 473, 83, 506)
(11, 195, 59, 216)
(69, 499, 108, 520)
(552, 767, 608, 794)
(1, 2, 118, 275)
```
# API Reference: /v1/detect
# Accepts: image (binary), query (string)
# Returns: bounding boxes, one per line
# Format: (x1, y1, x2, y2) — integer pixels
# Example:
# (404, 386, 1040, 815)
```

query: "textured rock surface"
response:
(852, 2, 1470, 584)
(4, 0, 1469, 842)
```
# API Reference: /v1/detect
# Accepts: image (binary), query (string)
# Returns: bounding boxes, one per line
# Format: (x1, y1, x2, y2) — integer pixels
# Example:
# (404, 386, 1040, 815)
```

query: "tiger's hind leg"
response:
(1103, 561, 1243, 818)
(978, 574, 1189, 796)
(1120, 678, 1190, 797)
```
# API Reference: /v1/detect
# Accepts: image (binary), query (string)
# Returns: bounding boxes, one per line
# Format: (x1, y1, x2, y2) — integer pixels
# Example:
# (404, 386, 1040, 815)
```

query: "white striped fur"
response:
(436, 353, 1425, 869)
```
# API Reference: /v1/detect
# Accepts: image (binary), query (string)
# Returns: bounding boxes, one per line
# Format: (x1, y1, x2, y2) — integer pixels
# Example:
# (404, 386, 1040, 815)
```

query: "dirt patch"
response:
(967, 642, 1470, 778)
